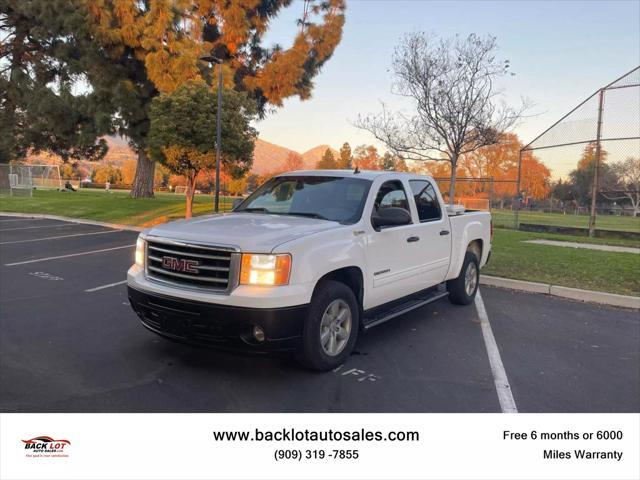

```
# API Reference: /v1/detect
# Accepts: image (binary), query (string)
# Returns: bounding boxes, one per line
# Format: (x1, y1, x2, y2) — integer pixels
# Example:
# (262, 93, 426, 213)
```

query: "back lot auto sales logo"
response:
(22, 436, 70, 458)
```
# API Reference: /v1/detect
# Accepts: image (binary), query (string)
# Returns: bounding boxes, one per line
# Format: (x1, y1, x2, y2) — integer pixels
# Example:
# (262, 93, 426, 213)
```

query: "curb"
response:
(0, 212, 143, 233)
(481, 275, 640, 310)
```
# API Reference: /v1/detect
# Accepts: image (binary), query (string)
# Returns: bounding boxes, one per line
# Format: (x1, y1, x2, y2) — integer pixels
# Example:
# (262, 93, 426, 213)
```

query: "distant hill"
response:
(301, 145, 339, 169)
(247, 139, 339, 174)
(26, 135, 339, 175)
(251, 139, 297, 174)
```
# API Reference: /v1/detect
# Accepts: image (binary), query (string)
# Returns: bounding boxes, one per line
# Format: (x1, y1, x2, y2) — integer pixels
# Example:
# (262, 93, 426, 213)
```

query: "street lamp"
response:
(199, 53, 223, 213)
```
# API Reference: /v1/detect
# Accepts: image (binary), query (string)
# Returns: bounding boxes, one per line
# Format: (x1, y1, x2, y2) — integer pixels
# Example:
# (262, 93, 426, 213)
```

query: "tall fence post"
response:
(514, 149, 523, 229)
(588, 89, 605, 237)
(489, 176, 494, 212)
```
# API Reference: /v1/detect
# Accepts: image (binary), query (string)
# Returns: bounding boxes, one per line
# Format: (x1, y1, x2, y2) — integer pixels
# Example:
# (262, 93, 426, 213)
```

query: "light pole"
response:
(199, 53, 223, 213)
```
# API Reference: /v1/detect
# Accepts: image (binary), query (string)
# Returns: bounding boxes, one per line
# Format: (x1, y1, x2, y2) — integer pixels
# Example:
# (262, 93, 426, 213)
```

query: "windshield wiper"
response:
(286, 212, 332, 221)
(237, 207, 272, 213)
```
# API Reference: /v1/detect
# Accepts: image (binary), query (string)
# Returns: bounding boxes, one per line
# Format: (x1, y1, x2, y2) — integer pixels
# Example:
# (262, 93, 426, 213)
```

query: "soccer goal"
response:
(28, 164, 63, 190)
(0, 164, 62, 197)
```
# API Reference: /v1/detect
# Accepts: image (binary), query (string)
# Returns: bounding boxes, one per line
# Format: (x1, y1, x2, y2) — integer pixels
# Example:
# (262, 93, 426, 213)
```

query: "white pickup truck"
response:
(127, 170, 492, 370)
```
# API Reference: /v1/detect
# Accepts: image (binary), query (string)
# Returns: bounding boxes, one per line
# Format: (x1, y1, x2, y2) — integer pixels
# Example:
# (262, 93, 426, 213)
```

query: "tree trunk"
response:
(448, 155, 458, 206)
(130, 149, 155, 198)
(184, 173, 197, 219)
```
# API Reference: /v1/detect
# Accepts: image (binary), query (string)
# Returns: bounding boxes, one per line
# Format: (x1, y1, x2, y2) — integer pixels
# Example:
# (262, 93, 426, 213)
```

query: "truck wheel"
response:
(447, 251, 480, 305)
(298, 280, 359, 371)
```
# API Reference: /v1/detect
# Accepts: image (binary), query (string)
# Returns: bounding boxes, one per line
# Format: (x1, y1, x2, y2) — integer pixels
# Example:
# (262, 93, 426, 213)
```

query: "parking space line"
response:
(0, 229, 122, 245)
(0, 223, 78, 232)
(4, 244, 135, 266)
(85, 280, 128, 292)
(475, 289, 518, 413)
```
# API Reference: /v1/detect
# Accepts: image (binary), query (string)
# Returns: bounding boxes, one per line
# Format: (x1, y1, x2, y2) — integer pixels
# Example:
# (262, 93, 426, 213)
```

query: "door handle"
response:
(439, 230, 450, 236)
(407, 236, 420, 243)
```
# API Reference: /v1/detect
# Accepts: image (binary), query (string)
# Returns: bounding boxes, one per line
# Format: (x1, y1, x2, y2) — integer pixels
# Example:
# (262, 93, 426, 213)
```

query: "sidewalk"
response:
(524, 239, 640, 254)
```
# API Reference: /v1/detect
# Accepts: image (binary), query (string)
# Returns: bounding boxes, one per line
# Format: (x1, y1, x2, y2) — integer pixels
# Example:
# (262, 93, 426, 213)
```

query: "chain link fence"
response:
(515, 66, 640, 238)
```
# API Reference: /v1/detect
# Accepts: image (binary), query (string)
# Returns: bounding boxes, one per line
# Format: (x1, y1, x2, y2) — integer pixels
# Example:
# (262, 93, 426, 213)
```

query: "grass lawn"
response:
(484, 229, 640, 296)
(492, 208, 640, 232)
(2, 189, 638, 296)
(0, 189, 236, 227)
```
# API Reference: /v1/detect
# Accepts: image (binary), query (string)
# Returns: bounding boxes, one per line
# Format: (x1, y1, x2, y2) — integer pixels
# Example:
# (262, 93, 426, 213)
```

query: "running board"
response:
(363, 284, 449, 330)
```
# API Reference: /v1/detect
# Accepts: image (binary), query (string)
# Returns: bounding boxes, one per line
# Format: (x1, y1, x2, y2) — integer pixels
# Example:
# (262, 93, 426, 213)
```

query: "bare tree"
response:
(356, 33, 529, 204)
(601, 157, 640, 216)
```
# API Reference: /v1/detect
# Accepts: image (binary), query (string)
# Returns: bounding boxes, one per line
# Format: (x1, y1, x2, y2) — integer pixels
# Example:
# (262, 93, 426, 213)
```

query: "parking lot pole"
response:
(587, 89, 605, 237)
(214, 62, 222, 213)
(515, 149, 523, 229)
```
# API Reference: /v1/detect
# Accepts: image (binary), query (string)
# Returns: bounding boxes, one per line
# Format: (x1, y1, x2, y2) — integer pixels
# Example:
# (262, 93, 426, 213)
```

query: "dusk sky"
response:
(255, 0, 640, 157)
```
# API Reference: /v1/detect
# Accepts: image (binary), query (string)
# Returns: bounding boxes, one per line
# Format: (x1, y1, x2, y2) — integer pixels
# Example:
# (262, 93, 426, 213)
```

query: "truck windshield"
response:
(235, 176, 372, 224)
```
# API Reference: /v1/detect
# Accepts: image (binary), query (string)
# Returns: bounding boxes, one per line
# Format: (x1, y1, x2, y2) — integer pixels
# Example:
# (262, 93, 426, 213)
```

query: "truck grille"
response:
(145, 238, 239, 292)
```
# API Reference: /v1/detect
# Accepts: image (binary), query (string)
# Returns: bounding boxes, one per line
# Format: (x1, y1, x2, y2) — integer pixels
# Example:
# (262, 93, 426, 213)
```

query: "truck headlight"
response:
(240, 254, 291, 286)
(135, 236, 146, 267)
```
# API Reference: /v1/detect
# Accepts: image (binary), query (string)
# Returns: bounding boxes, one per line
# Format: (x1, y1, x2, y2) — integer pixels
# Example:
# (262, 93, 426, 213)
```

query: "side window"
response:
(373, 180, 410, 213)
(410, 180, 441, 222)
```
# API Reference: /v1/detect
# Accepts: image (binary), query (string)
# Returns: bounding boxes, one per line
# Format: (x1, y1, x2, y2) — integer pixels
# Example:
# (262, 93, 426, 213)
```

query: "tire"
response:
(298, 280, 360, 371)
(447, 251, 480, 305)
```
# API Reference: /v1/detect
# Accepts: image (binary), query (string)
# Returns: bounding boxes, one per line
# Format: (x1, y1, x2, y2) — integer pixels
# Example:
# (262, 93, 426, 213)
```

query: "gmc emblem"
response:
(161, 256, 199, 274)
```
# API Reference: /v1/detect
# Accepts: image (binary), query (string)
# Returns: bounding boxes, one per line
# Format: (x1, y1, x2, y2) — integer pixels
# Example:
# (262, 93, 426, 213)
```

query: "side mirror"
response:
(371, 207, 412, 230)
(232, 198, 244, 210)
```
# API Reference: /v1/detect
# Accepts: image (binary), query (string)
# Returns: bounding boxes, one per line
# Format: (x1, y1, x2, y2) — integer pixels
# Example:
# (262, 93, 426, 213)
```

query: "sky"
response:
(254, 0, 640, 160)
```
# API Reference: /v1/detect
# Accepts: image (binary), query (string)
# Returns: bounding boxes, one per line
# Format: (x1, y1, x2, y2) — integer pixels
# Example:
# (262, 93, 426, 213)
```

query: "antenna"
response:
(354, 166, 360, 174)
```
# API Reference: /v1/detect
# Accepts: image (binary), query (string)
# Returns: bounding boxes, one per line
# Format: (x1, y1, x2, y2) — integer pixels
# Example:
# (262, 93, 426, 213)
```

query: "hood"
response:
(145, 213, 341, 252)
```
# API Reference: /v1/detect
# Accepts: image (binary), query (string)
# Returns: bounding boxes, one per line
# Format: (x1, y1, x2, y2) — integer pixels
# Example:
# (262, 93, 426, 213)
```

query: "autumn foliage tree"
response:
(281, 152, 304, 172)
(84, 0, 346, 198)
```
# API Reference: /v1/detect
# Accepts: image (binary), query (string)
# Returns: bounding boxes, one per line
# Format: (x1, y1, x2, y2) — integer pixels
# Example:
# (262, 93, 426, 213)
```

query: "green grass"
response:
(2, 189, 638, 296)
(492, 208, 640, 232)
(0, 189, 236, 227)
(484, 229, 640, 296)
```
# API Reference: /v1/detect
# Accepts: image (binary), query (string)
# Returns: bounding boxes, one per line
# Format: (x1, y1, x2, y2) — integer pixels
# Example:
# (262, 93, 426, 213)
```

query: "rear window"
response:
(410, 180, 441, 222)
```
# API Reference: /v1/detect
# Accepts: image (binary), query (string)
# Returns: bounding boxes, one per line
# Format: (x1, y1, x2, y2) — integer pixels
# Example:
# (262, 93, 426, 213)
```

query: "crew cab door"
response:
(408, 179, 451, 285)
(365, 179, 424, 308)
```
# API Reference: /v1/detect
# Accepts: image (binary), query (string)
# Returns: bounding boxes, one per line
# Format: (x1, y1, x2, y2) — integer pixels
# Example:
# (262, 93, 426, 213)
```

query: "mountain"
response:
(250, 139, 297, 174)
(249, 139, 339, 174)
(26, 136, 339, 175)
(301, 145, 339, 169)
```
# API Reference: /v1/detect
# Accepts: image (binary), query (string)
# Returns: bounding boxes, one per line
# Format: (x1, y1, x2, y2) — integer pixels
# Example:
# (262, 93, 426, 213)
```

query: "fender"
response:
(445, 217, 486, 280)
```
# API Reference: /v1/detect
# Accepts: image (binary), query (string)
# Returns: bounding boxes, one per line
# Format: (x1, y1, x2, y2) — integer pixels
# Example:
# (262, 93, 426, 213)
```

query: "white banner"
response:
(1, 413, 638, 480)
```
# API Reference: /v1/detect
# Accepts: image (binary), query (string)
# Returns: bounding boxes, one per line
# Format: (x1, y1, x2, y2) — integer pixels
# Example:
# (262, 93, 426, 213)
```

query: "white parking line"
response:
(0, 223, 77, 232)
(85, 280, 128, 292)
(475, 289, 518, 413)
(4, 244, 135, 266)
(0, 229, 122, 245)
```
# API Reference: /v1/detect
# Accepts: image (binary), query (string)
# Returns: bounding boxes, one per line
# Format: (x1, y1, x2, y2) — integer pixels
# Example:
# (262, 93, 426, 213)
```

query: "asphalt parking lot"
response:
(1, 215, 638, 413)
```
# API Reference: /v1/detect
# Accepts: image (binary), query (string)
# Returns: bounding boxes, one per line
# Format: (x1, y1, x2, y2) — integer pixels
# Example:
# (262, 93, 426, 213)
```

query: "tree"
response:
(92, 164, 123, 184)
(0, 0, 110, 163)
(602, 157, 640, 216)
(461, 133, 550, 201)
(282, 152, 304, 172)
(353, 145, 381, 170)
(85, 0, 345, 197)
(337, 142, 352, 169)
(316, 148, 337, 169)
(356, 33, 528, 204)
(148, 81, 257, 218)
(569, 142, 614, 206)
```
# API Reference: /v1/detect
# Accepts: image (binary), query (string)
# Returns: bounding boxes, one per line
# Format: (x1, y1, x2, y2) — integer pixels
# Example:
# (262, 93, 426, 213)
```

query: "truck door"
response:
(408, 179, 451, 285)
(365, 179, 424, 307)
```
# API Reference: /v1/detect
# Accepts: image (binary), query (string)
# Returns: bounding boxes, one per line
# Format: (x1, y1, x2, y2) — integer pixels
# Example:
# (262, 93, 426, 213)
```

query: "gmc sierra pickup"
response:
(127, 170, 492, 370)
